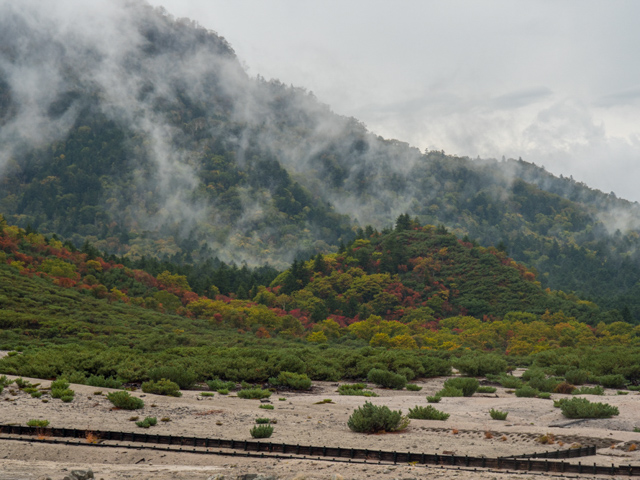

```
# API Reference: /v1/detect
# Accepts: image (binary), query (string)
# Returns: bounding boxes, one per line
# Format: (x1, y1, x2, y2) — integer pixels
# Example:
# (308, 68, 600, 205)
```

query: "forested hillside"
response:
(1, 0, 640, 320)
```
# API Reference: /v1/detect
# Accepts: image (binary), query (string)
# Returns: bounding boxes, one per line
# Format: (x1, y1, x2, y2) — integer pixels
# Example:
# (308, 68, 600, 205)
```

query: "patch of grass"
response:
(498, 375, 523, 389)
(259, 404, 274, 410)
(201, 392, 215, 397)
(250, 425, 274, 438)
(206, 379, 236, 392)
(426, 395, 441, 403)
(135, 417, 157, 428)
(436, 386, 463, 397)
(489, 409, 508, 420)
(407, 405, 450, 420)
(406, 384, 422, 391)
(537, 392, 552, 399)
(27, 419, 50, 428)
(314, 399, 334, 404)
(255, 418, 271, 424)
(367, 369, 407, 390)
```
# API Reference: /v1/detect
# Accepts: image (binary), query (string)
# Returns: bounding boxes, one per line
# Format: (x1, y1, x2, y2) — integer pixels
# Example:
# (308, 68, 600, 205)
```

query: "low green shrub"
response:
(498, 375, 523, 389)
(406, 384, 422, 391)
(218, 388, 229, 395)
(527, 376, 561, 393)
(555, 398, 619, 419)
(537, 392, 552, 399)
(573, 385, 604, 396)
(367, 369, 407, 390)
(61, 395, 74, 403)
(237, 388, 271, 399)
(269, 371, 312, 390)
(426, 395, 441, 403)
(521, 368, 545, 382)
(477, 386, 497, 393)
(86, 375, 122, 389)
(50, 378, 70, 390)
(27, 419, 50, 427)
(436, 386, 463, 397)
(489, 409, 508, 420)
(407, 405, 450, 420)
(453, 354, 507, 376)
(347, 402, 409, 433)
(136, 417, 158, 428)
(250, 425, 274, 438)
(597, 374, 627, 389)
(514, 386, 539, 398)
(443, 378, 479, 397)
(148, 366, 197, 390)
(338, 383, 366, 392)
(107, 391, 144, 410)
(255, 418, 271, 424)
(259, 404, 274, 410)
(200, 392, 215, 397)
(564, 369, 589, 385)
(51, 388, 74, 400)
(628, 385, 640, 391)
(141, 379, 182, 397)
(338, 388, 378, 397)
(207, 379, 236, 392)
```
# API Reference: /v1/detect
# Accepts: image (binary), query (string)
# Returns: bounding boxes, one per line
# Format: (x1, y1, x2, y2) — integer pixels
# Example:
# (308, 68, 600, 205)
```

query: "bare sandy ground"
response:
(1, 374, 640, 479)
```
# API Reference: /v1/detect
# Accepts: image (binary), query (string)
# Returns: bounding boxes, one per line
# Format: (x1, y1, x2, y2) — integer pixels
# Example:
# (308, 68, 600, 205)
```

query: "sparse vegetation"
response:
(255, 418, 271, 424)
(515, 385, 539, 398)
(406, 384, 422, 391)
(259, 404, 274, 410)
(426, 395, 442, 403)
(573, 385, 605, 396)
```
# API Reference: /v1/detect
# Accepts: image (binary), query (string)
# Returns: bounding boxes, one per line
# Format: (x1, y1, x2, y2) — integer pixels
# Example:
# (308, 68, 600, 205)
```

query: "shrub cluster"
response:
(207, 379, 236, 392)
(86, 375, 122, 389)
(347, 402, 409, 433)
(107, 391, 144, 410)
(597, 374, 627, 389)
(50, 378, 74, 402)
(269, 371, 312, 390)
(514, 385, 539, 398)
(564, 369, 588, 385)
(554, 397, 619, 418)
(136, 417, 157, 428)
(237, 388, 272, 399)
(141, 378, 182, 397)
(407, 405, 450, 420)
(443, 378, 479, 397)
(367, 369, 407, 390)
(148, 366, 196, 389)
(453, 354, 507, 376)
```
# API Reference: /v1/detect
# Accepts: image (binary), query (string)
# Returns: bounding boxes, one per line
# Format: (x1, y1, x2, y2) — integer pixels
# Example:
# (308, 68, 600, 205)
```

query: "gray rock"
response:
(70, 469, 94, 480)
(259, 398, 271, 403)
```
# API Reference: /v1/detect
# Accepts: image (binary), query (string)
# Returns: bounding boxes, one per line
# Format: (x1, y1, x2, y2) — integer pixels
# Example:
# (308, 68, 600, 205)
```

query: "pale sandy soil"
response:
(1, 374, 640, 479)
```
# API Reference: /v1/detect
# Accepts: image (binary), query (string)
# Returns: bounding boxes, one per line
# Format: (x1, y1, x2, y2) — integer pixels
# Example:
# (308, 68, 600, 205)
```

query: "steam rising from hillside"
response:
(1, 0, 640, 267)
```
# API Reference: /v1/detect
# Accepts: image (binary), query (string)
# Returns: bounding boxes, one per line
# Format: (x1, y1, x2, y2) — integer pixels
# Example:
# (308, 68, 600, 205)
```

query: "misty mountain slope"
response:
(1, 1, 640, 320)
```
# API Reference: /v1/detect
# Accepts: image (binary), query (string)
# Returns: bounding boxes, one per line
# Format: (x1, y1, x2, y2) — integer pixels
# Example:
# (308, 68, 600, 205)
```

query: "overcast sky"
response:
(148, 0, 640, 202)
